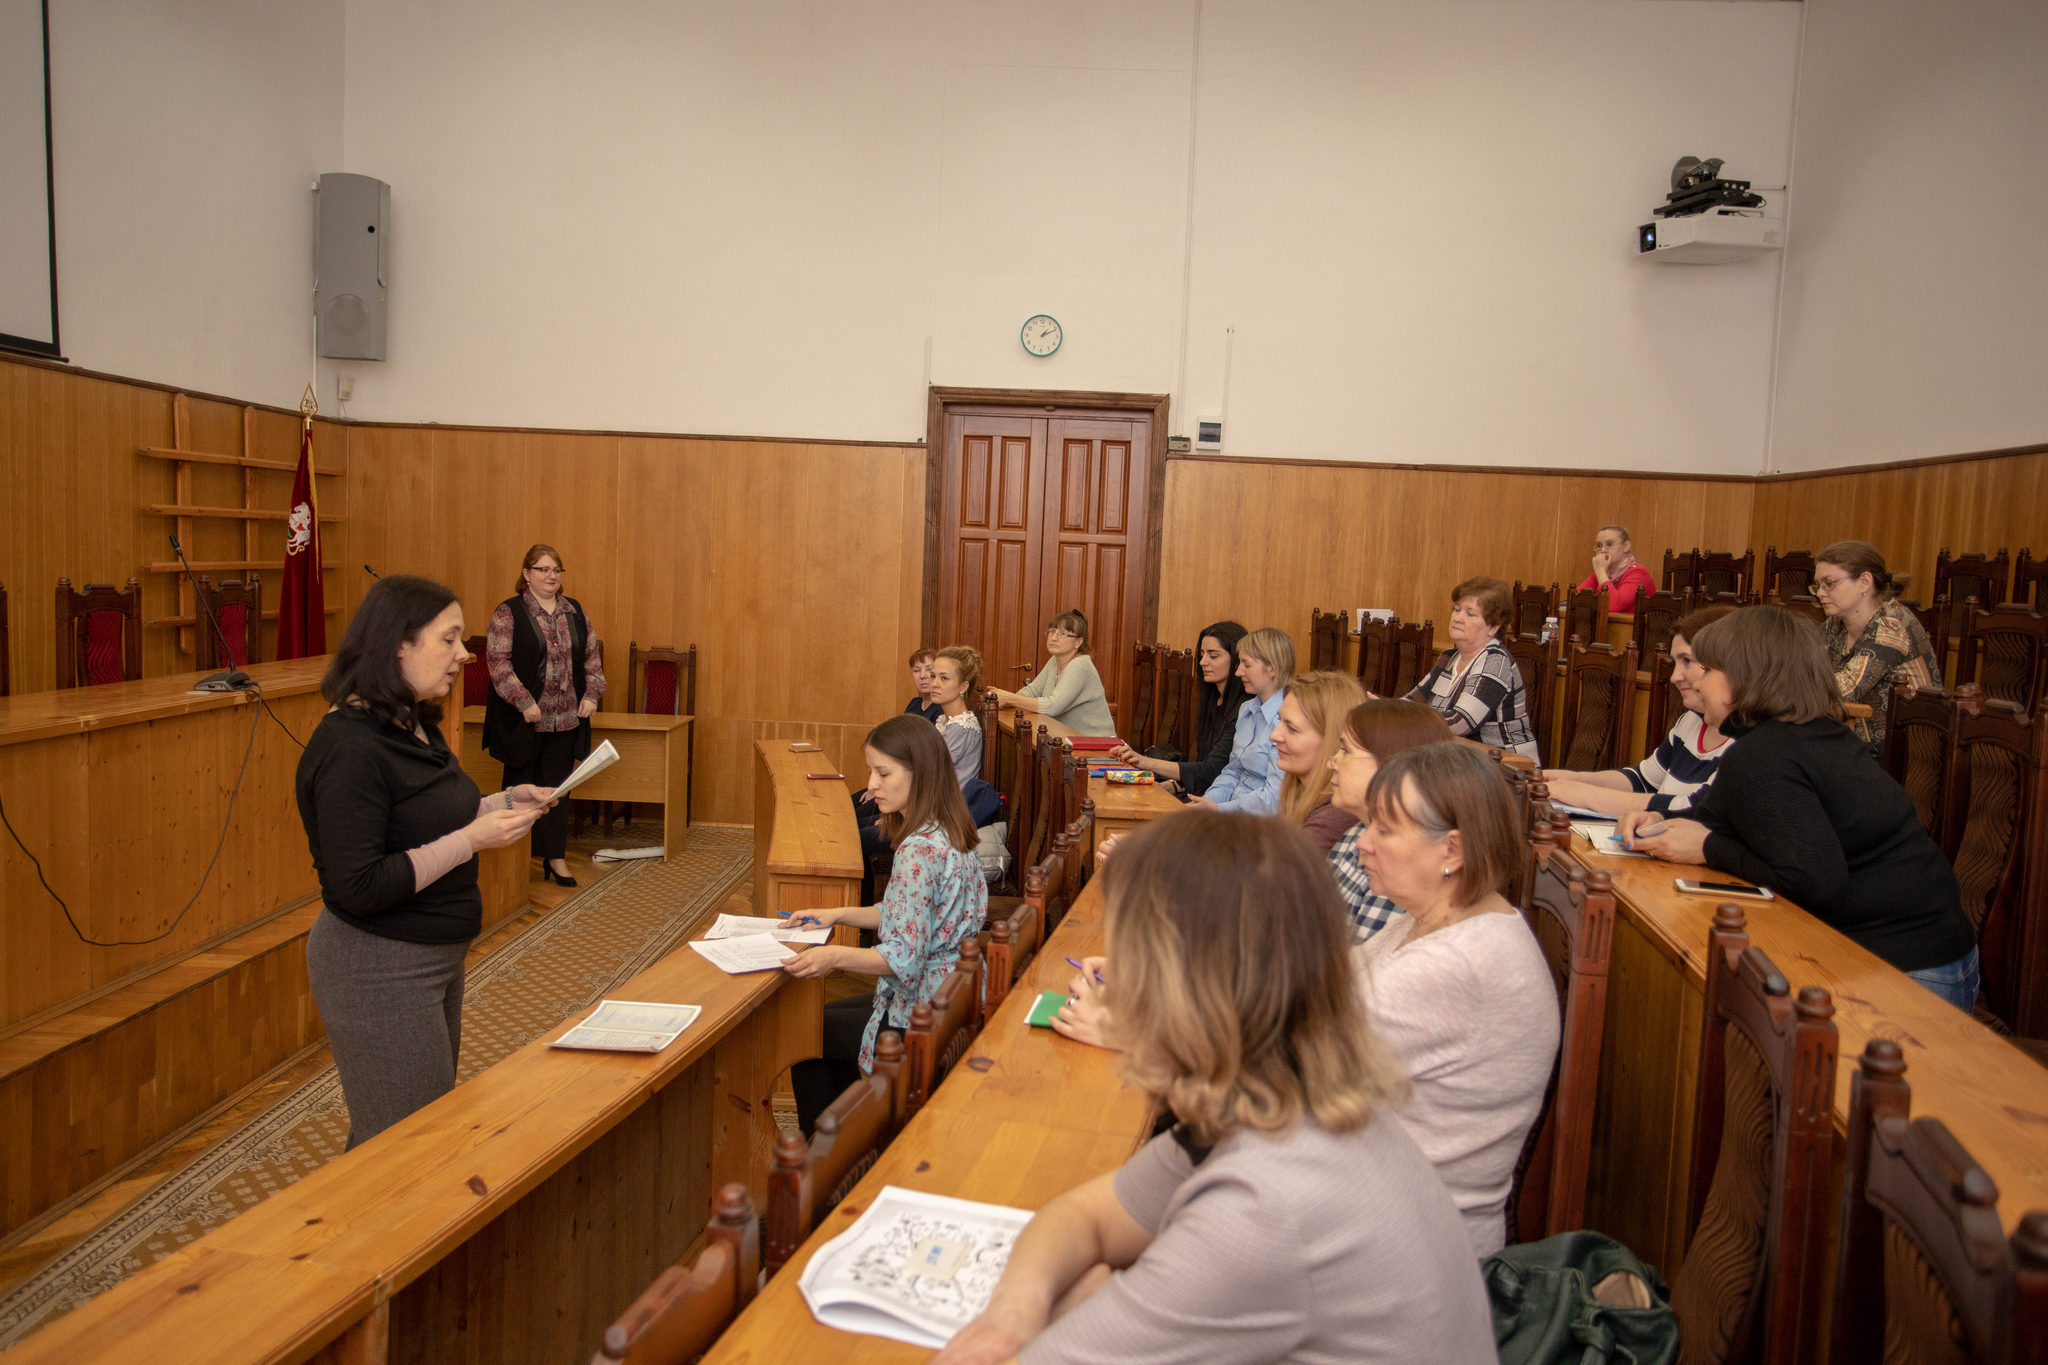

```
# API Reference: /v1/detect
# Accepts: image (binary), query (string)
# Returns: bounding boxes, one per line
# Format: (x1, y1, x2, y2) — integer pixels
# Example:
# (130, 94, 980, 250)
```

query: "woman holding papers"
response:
(783, 714, 988, 1133)
(935, 813, 1494, 1365)
(1539, 602, 1738, 817)
(482, 542, 605, 887)
(296, 576, 554, 1149)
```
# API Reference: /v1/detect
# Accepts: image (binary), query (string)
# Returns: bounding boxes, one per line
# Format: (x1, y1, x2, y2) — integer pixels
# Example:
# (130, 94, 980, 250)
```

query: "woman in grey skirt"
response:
(295, 575, 552, 1150)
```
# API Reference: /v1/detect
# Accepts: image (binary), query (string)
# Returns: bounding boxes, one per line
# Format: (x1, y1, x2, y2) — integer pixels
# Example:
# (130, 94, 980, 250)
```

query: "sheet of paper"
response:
(546, 739, 621, 801)
(590, 845, 663, 862)
(705, 912, 829, 945)
(550, 999, 702, 1052)
(1574, 823, 1650, 858)
(689, 934, 800, 974)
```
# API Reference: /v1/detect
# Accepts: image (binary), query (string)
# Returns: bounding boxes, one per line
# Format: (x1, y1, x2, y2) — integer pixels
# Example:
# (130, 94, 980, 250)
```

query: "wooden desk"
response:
(1575, 835, 2048, 1279)
(993, 706, 1183, 847)
(460, 706, 693, 856)
(702, 878, 1154, 1364)
(4, 921, 820, 1365)
(754, 739, 864, 944)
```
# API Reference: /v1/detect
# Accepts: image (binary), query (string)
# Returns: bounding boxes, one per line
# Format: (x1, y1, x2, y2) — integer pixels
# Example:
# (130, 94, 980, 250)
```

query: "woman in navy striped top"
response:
(1542, 604, 1736, 817)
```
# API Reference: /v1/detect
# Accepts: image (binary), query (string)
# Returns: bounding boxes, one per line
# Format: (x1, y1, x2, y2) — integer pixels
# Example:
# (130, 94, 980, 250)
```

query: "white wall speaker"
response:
(316, 173, 388, 360)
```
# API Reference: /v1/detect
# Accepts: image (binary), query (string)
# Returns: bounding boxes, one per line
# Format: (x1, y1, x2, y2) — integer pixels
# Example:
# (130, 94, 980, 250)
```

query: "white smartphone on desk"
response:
(1673, 878, 1774, 902)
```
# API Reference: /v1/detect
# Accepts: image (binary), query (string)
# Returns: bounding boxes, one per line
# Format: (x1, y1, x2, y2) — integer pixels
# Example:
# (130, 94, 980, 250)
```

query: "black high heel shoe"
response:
(542, 863, 578, 888)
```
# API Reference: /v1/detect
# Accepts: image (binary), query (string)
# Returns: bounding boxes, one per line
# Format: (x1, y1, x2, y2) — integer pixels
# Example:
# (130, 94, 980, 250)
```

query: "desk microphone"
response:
(364, 564, 380, 579)
(168, 533, 257, 693)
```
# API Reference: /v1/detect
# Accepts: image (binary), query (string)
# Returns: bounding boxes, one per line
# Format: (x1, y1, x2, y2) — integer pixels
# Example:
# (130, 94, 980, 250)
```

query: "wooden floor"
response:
(0, 843, 674, 1300)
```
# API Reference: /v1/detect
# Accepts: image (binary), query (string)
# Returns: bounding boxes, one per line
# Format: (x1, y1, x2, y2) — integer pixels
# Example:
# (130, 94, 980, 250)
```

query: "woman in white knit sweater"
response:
(986, 608, 1115, 736)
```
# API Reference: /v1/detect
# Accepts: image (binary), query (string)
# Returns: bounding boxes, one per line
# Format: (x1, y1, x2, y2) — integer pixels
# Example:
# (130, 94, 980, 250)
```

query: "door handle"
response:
(1011, 663, 1035, 674)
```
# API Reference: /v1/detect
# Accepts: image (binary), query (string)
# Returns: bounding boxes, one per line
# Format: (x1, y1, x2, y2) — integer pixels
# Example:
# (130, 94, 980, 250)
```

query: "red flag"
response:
(277, 421, 326, 658)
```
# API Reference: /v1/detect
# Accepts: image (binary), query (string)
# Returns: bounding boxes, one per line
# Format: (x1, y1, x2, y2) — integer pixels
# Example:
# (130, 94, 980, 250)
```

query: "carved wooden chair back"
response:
(1696, 548, 1756, 600)
(54, 576, 142, 689)
(1762, 547, 1817, 602)
(593, 1183, 760, 1364)
(1062, 798, 1094, 911)
(1564, 585, 1609, 647)
(1559, 641, 1636, 773)
(1663, 548, 1703, 595)
(1157, 648, 1198, 755)
(1937, 696, 2048, 1037)
(1936, 548, 2012, 618)
(978, 688, 1001, 785)
(762, 1034, 903, 1277)
(1637, 649, 1688, 769)
(1671, 906, 1838, 1365)
(1956, 604, 2048, 712)
(1882, 683, 1957, 840)
(1308, 608, 1345, 671)
(0, 580, 8, 697)
(1502, 632, 1556, 763)
(2015, 548, 2048, 611)
(1762, 589, 1826, 625)
(1385, 619, 1435, 698)
(629, 641, 697, 717)
(461, 633, 492, 708)
(1510, 818, 1615, 1243)
(1831, 1037, 2048, 1365)
(1630, 589, 1692, 665)
(985, 859, 1053, 1022)
(1128, 642, 1160, 752)
(1355, 615, 1391, 695)
(197, 574, 263, 670)
(1511, 581, 1556, 640)
(902, 939, 984, 1123)
(1002, 718, 1038, 891)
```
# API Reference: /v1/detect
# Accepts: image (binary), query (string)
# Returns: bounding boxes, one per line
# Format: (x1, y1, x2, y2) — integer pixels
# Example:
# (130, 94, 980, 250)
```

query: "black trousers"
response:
(503, 726, 579, 860)
(791, 994, 875, 1135)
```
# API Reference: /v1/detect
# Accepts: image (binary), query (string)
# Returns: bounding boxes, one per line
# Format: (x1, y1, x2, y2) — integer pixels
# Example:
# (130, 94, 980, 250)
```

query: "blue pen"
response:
(777, 908, 822, 927)
(1064, 956, 1105, 985)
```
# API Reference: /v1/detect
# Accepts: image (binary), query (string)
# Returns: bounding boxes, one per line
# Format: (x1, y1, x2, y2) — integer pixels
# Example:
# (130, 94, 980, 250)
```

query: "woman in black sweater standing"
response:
(297, 575, 552, 1149)
(483, 543, 606, 887)
(1618, 606, 1978, 1008)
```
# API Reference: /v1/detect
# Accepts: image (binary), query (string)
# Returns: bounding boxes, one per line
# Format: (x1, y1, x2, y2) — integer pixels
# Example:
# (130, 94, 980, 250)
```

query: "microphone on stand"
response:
(364, 564, 380, 579)
(169, 534, 257, 693)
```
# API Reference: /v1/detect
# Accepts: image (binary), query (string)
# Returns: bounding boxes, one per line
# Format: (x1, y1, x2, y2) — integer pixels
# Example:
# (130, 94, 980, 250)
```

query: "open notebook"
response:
(797, 1186, 1033, 1348)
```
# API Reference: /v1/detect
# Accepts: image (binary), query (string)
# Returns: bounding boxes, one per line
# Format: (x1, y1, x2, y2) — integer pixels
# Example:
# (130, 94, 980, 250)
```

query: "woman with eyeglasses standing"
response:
(1811, 540, 1940, 755)
(986, 608, 1116, 737)
(482, 543, 607, 887)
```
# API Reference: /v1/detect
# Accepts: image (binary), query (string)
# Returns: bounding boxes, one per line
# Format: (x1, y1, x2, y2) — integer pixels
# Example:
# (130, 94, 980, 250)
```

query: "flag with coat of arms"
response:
(276, 419, 326, 658)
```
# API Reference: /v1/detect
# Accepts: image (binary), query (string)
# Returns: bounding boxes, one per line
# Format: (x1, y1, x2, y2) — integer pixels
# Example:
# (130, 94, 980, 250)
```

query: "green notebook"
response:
(1024, 991, 1069, 1028)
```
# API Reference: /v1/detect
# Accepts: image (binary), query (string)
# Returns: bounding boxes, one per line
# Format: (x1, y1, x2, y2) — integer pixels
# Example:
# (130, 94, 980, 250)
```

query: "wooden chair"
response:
(1696, 548, 1756, 599)
(1128, 642, 1160, 752)
(762, 1033, 903, 1277)
(1881, 683, 1957, 839)
(1763, 589, 1826, 625)
(1668, 905, 1838, 1365)
(985, 855, 1054, 1022)
(1509, 817, 1616, 1243)
(1938, 695, 2048, 1040)
(1639, 649, 1685, 767)
(1557, 641, 1636, 773)
(1061, 797, 1095, 914)
(999, 718, 1039, 896)
(1156, 648, 1198, 756)
(196, 574, 263, 670)
(1629, 589, 1692, 666)
(619, 642, 697, 830)
(1355, 615, 1391, 695)
(977, 687, 1001, 786)
(1956, 603, 2048, 713)
(0, 581, 10, 697)
(1762, 547, 1816, 602)
(1308, 608, 1345, 671)
(1832, 1038, 2048, 1365)
(1663, 547, 1703, 594)
(902, 939, 983, 1123)
(1563, 584, 1609, 646)
(54, 577, 142, 689)
(1385, 618, 1435, 698)
(592, 1183, 760, 1364)
(461, 633, 492, 708)
(1502, 632, 1557, 764)
(1899, 598, 1954, 686)
(1936, 548, 2012, 615)
(2015, 548, 2048, 611)
(1511, 581, 1556, 640)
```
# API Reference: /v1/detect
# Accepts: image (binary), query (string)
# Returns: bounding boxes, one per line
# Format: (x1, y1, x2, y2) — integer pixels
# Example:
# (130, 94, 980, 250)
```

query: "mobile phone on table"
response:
(1673, 879, 1774, 902)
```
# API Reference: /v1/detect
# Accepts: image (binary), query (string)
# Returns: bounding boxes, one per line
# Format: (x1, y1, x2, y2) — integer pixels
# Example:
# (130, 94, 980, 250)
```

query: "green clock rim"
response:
(1020, 314, 1062, 356)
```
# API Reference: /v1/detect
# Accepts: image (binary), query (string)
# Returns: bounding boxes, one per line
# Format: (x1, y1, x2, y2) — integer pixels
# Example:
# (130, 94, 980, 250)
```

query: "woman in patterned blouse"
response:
(1814, 540, 1941, 755)
(782, 713, 988, 1133)
(1405, 575, 1539, 759)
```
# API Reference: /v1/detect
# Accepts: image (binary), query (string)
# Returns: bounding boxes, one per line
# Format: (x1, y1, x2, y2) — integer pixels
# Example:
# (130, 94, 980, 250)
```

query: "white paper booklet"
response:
(546, 739, 621, 801)
(705, 912, 829, 945)
(549, 999, 702, 1052)
(688, 934, 797, 974)
(1573, 823, 1650, 858)
(591, 845, 663, 862)
(797, 1186, 1033, 1349)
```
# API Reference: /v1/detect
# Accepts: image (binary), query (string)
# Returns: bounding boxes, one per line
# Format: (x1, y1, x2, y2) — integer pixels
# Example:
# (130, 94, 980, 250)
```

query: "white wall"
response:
(46, 0, 341, 404)
(331, 0, 1802, 471)
(1768, 0, 2048, 472)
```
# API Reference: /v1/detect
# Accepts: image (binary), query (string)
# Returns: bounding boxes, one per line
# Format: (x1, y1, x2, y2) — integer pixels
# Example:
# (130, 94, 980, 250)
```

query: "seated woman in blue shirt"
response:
(1191, 627, 1295, 817)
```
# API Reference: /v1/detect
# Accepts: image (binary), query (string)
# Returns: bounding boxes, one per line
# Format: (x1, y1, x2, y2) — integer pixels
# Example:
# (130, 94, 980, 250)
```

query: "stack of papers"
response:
(689, 935, 799, 974)
(550, 999, 701, 1052)
(547, 740, 621, 800)
(704, 912, 829, 945)
(798, 1187, 1033, 1348)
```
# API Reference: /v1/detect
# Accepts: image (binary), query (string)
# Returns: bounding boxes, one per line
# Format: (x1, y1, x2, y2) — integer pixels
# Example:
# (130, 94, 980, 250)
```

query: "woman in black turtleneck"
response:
(1618, 606, 1977, 1010)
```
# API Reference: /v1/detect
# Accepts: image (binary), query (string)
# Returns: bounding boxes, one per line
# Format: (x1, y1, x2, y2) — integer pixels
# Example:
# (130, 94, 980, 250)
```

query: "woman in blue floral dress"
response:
(784, 713, 987, 1132)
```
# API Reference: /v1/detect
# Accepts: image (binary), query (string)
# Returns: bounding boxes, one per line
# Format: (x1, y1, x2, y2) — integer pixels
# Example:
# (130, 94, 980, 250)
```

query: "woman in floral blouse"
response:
(783, 713, 988, 1133)
(1814, 540, 1941, 754)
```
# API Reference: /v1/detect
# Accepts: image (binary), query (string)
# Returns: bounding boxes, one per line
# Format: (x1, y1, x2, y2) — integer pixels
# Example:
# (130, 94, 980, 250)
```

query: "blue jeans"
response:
(1905, 945, 1980, 1012)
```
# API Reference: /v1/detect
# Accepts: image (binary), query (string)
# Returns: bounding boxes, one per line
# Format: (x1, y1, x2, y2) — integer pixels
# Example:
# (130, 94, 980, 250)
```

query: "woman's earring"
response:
(1441, 865, 1453, 878)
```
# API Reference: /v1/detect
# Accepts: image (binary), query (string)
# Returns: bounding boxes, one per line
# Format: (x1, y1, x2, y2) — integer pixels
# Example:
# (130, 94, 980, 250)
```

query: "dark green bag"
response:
(1483, 1231, 1680, 1365)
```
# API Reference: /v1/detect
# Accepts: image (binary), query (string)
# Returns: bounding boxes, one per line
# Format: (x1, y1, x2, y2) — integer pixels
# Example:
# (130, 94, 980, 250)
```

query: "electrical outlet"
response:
(338, 375, 354, 403)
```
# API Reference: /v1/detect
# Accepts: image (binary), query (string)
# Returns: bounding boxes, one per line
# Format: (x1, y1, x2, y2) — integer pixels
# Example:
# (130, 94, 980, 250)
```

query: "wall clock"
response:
(1020, 314, 1062, 357)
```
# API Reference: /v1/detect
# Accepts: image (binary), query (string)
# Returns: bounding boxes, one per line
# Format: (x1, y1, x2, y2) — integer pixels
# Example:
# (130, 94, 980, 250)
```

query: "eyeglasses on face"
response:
(1046, 628, 1078, 639)
(529, 565, 563, 576)
(1811, 574, 1853, 594)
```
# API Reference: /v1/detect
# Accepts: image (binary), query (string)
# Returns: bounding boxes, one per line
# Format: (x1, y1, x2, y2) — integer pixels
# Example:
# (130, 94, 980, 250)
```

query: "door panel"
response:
(938, 415, 1045, 692)
(1041, 419, 1150, 723)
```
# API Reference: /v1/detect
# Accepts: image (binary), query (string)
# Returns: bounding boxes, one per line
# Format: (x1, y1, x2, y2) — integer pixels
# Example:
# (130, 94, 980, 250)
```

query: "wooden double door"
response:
(935, 406, 1154, 727)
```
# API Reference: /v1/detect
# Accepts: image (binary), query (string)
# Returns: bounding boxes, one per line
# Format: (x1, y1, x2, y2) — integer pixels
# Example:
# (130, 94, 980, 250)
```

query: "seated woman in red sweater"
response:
(1577, 524, 1655, 612)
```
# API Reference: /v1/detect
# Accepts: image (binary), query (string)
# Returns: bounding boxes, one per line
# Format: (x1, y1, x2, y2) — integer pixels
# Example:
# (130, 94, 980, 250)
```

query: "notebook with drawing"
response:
(797, 1185, 1033, 1348)
(549, 999, 701, 1052)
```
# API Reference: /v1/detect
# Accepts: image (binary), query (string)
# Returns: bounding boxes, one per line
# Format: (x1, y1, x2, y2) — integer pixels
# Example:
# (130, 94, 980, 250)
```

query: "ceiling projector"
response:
(1636, 209, 1782, 263)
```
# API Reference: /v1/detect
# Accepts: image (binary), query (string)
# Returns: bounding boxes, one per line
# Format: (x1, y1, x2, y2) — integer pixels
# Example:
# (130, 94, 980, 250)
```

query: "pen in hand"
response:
(1065, 956, 1105, 985)
(777, 908, 822, 928)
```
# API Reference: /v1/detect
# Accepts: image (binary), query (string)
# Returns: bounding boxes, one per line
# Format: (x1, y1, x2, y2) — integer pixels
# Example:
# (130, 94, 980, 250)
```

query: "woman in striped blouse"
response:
(1404, 576, 1539, 760)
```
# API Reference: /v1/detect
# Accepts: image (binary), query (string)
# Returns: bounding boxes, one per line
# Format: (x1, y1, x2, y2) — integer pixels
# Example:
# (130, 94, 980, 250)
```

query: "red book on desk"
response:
(1065, 736, 1122, 752)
